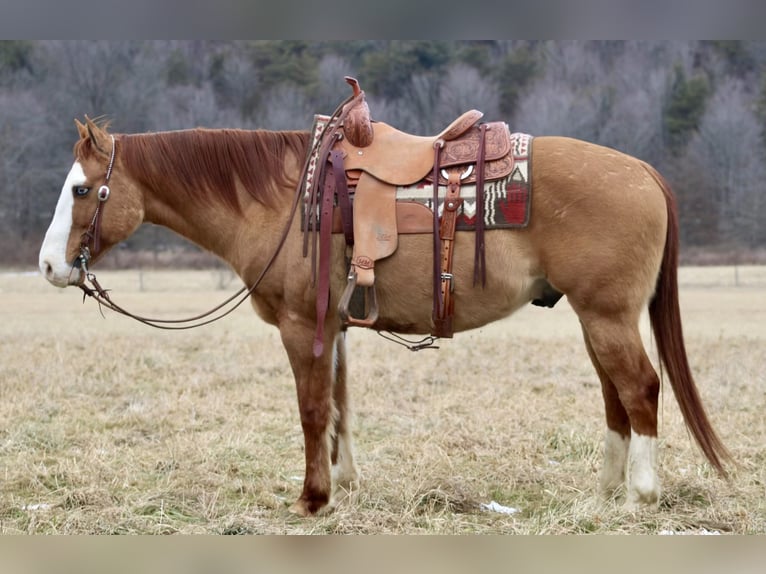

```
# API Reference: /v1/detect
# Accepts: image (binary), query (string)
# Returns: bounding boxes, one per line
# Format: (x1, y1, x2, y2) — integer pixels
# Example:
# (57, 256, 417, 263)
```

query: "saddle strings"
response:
(301, 91, 361, 265)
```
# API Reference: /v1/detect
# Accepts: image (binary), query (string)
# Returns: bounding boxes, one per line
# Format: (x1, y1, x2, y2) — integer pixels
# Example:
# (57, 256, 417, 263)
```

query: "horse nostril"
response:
(44, 261, 53, 278)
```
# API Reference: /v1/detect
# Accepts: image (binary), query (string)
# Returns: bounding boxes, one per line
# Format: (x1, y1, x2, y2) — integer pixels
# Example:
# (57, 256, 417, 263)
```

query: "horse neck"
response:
(142, 186, 260, 267)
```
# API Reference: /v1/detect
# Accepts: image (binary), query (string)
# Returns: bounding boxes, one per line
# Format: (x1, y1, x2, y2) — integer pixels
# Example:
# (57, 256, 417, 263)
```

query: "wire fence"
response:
(4, 265, 766, 296)
(677, 265, 766, 288)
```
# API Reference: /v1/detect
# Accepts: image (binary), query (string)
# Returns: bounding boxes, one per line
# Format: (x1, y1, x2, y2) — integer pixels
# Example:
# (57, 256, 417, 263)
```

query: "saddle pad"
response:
(396, 132, 533, 229)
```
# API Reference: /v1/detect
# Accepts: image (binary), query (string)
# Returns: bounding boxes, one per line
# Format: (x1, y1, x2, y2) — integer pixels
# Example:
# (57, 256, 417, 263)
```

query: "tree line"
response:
(2, 40, 765, 266)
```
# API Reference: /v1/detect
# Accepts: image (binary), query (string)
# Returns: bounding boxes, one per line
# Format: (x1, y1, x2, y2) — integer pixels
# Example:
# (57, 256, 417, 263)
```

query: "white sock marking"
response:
(626, 432, 660, 507)
(601, 428, 629, 494)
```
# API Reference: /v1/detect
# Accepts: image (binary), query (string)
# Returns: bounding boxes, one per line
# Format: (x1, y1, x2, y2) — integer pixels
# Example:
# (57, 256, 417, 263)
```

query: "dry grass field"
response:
(0, 266, 765, 534)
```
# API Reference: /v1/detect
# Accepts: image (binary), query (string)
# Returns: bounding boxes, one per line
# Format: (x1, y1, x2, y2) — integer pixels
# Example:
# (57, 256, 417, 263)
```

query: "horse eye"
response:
(72, 186, 91, 198)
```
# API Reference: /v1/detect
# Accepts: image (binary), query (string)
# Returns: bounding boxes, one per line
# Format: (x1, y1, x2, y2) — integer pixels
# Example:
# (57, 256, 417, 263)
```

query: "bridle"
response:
(76, 131, 307, 330)
(77, 135, 116, 272)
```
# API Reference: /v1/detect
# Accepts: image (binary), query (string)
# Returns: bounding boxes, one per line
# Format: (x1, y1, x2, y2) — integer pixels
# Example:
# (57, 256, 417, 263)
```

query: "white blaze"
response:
(39, 161, 85, 287)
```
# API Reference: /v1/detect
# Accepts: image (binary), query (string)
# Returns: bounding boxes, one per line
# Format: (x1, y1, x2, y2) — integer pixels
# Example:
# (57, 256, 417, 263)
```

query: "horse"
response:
(38, 116, 731, 516)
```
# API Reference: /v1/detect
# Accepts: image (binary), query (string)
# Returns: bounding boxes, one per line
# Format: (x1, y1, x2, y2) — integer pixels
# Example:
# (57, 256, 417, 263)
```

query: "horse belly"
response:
(355, 231, 539, 335)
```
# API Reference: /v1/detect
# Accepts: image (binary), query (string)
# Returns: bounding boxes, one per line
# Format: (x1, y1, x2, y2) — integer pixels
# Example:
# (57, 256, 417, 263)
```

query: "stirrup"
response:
(338, 271, 379, 328)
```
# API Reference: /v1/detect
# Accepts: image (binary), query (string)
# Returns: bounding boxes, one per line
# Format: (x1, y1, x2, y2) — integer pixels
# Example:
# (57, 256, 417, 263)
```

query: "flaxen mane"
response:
(79, 127, 311, 212)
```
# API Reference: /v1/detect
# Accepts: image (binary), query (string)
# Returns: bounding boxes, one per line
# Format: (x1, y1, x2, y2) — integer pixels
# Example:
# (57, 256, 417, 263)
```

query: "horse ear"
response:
(84, 115, 110, 154)
(75, 118, 88, 140)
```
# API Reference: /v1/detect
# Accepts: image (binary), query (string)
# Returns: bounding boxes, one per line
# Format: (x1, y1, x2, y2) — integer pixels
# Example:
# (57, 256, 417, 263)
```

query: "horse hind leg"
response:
(581, 324, 630, 497)
(579, 311, 661, 509)
(330, 331, 360, 497)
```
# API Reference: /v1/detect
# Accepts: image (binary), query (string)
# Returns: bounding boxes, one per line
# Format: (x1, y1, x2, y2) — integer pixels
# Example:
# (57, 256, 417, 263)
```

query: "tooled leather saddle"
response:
(303, 77, 516, 356)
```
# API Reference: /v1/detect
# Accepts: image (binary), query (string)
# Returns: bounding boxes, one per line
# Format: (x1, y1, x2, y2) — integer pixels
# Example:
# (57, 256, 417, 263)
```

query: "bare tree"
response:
(436, 64, 500, 124)
(511, 75, 602, 141)
(683, 78, 766, 251)
(314, 55, 357, 115)
(152, 83, 247, 130)
(254, 85, 314, 130)
(0, 89, 57, 262)
(207, 45, 261, 121)
(596, 43, 674, 165)
(40, 41, 163, 133)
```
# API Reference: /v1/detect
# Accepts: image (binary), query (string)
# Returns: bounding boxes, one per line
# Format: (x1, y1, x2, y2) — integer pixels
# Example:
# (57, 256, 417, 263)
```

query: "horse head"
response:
(39, 117, 145, 287)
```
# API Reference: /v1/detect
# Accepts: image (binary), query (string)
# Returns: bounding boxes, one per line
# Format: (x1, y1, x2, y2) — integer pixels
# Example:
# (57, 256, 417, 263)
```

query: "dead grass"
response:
(0, 267, 765, 534)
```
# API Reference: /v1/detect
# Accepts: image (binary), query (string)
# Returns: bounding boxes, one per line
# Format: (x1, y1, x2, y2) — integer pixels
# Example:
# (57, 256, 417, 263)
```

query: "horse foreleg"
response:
(331, 331, 360, 497)
(581, 324, 630, 497)
(579, 313, 661, 509)
(279, 319, 338, 516)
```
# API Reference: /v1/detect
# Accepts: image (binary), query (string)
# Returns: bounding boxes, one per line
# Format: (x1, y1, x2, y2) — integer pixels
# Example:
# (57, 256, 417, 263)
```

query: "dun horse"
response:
(39, 115, 729, 516)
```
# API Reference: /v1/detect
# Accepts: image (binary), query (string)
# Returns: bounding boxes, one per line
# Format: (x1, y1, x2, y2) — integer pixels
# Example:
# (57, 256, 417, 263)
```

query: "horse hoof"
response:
(288, 497, 335, 517)
(288, 500, 314, 517)
(623, 489, 660, 512)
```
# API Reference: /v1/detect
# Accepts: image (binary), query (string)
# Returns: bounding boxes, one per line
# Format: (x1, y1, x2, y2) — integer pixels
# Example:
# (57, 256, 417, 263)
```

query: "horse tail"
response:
(643, 162, 732, 476)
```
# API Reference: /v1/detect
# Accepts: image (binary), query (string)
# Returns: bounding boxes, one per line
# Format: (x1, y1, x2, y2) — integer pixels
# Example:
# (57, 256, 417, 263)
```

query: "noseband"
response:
(77, 134, 116, 273)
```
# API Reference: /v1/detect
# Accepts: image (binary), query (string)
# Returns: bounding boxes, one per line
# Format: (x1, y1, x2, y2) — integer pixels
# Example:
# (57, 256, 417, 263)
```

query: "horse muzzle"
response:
(39, 255, 85, 287)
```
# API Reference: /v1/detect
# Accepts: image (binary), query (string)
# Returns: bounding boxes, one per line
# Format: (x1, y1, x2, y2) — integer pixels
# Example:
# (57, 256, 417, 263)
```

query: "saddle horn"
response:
(342, 77, 374, 148)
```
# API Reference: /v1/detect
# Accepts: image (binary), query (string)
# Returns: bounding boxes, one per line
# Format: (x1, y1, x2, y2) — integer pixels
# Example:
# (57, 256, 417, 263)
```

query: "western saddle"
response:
(303, 77, 514, 356)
